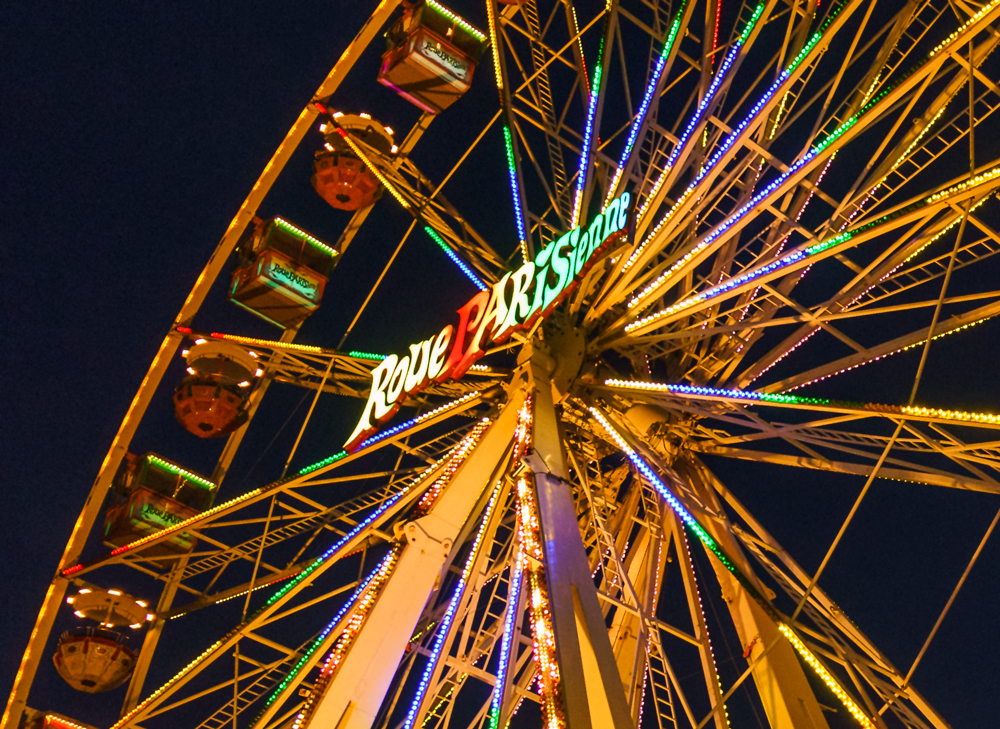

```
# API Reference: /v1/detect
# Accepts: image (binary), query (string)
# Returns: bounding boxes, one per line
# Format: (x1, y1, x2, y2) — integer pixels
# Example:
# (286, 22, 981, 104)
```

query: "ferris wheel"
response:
(8, 0, 1000, 728)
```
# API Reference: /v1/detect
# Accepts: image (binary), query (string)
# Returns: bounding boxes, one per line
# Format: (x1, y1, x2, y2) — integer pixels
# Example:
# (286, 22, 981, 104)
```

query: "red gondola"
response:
(52, 630, 137, 693)
(173, 339, 261, 438)
(312, 112, 395, 211)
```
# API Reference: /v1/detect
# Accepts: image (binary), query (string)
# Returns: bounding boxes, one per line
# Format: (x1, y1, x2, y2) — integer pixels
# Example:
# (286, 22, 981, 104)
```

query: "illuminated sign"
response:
(420, 39, 470, 80)
(268, 260, 320, 301)
(345, 193, 631, 450)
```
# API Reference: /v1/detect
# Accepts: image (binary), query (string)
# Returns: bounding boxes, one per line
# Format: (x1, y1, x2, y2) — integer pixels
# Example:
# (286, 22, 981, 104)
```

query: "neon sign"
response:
(345, 193, 631, 450)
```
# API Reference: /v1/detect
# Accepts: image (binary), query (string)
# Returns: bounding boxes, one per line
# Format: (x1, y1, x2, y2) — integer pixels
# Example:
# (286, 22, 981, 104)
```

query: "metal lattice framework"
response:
(8, 1, 1000, 728)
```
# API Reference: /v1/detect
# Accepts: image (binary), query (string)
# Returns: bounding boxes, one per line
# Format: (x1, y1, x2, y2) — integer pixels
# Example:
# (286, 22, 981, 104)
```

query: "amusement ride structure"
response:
(7, 0, 1000, 728)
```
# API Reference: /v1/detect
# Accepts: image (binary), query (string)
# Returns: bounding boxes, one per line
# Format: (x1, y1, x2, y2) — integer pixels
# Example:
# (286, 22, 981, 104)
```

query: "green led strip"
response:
(274, 217, 337, 257)
(297, 450, 348, 477)
(590, 408, 876, 728)
(147, 456, 216, 490)
(425, 0, 486, 42)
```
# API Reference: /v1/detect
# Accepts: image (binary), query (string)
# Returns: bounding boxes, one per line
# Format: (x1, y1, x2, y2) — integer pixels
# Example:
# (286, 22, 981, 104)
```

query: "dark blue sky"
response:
(3, 2, 999, 728)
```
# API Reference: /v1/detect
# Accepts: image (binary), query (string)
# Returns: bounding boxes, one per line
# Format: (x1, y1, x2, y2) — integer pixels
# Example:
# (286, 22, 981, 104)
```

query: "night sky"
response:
(4, 2, 1000, 728)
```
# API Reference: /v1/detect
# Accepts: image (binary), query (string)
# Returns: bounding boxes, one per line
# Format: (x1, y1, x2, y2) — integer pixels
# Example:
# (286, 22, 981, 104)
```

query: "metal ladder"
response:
(523, 0, 571, 217)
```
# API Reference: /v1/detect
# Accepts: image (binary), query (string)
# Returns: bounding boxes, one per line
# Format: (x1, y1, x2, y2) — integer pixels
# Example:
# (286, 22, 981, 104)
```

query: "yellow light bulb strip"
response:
(105, 488, 264, 557)
(273, 217, 337, 257)
(929, 0, 1000, 57)
(425, 0, 487, 42)
(777, 624, 875, 728)
(147, 455, 216, 491)
(335, 129, 411, 209)
(46, 717, 91, 729)
(590, 407, 878, 729)
(486, 0, 503, 91)
(925, 164, 1000, 203)
(178, 329, 325, 354)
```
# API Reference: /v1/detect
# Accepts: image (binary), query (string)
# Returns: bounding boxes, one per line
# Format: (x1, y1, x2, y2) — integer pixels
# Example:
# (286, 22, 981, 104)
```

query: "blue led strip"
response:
(631, 3, 850, 269)
(589, 406, 879, 729)
(260, 487, 410, 610)
(503, 125, 529, 250)
(352, 391, 483, 453)
(424, 226, 488, 291)
(588, 408, 763, 599)
(571, 34, 608, 227)
(604, 3, 687, 205)
(253, 555, 390, 723)
(257, 436, 481, 613)
(663, 4, 764, 172)
(627, 212, 909, 331)
(607, 380, 831, 404)
(669, 384, 823, 403)
(401, 484, 504, 729)
(489, 561, 524, 729)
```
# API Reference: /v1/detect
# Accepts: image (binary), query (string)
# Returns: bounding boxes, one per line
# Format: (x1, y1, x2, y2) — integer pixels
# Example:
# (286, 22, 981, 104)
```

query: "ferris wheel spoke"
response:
(564, 445, 697, 728)
(590, 408, 876, 728)
(568, 0, 617, 228)
(601, 380, 1000, 431)
(487, 0, 534, 261)
(112, 411, 513, 729)
(616, 167, 1000, 341)
(733, 200, 993, 387)
(696, 443, 1000, 494)
(189, 632, 317, 729)
(754, 291, 1000, 393)
(633, 0, 771, 227)
(326, 120, 505, 284)
(168, 471, 431, 597)
(832, 41, 1000, 230)
(693, 415, 1000, 494)
(696, 455, 953, 729)
(590, 0, 865, 316)
(601, 0, 697, 206)
(503, 0, 606, 225)
(609, 10, 1000, 326)
(62, 394, 489, 579)
(598, 382, 1000, 492)
(895, 419, 1000, 489)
